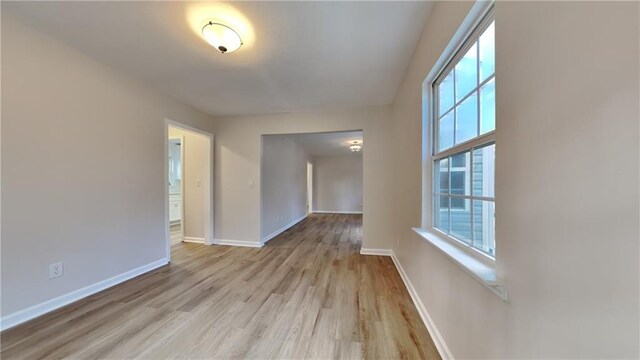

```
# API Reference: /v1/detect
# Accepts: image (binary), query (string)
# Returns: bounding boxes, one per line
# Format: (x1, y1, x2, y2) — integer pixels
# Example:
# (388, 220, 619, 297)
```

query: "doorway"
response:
(165, 119, 214, 261)
(259, 130, 363, 246)
(168, 137, 185, 244)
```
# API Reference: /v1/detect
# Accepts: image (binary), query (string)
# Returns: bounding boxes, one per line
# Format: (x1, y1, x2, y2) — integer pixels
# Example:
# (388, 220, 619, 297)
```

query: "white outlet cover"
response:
(49, 262, 64, 279)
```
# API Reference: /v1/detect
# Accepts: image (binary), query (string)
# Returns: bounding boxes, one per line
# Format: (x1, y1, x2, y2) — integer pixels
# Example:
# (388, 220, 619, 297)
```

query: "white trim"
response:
(261, 215, 307, 243)
(213, 239, 264, 248)
(0, 258, 168, 331)
(183, 237, 206, 244)
(313, 210, 363, 214)
(413, 228, 507, 301)
(389, 250, 454, 360)
(359, 248, 393, 256)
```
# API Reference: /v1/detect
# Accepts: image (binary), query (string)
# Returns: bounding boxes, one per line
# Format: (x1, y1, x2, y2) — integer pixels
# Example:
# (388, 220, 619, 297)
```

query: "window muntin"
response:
(432, 17, 495, 257)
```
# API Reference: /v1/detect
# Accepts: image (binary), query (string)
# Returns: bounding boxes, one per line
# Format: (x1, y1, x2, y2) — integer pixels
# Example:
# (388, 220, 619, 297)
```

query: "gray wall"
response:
(313, 155, 363, 213)
(1, 15, 216, 317)
(261, 135, 311, 241)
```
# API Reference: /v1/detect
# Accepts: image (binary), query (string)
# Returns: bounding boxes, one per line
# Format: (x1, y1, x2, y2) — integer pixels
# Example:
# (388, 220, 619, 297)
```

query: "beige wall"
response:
(1, 15, 215, 317)
(261, 135, 311, 241)
(313, 155, 363, 213)
(211, 107, 393, 249)
(168, 127, 211, 240)
(391, 1, 640, 358)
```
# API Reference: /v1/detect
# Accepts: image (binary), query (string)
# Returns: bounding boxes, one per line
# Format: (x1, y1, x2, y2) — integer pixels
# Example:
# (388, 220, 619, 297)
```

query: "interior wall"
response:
(1, 15, 216, 318)
(261, 135, 311, 241)
(168, 127, 211, 240)
(390, 1, 640, 358)
(211, 107, 393, 249)
(313, 155, 363, 213)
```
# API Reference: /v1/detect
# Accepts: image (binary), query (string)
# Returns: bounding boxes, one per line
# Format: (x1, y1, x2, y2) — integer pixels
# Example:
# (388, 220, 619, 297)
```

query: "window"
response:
(432, 15, 495, 257)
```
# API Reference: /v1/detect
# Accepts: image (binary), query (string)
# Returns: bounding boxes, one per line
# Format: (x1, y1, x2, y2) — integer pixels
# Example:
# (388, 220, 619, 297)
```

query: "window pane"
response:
(434, 195, 450, 233)
(473, 200, 495, 256)
(438, 112, 454, 151)
(480, 79, 495, 134)
(450, 151, 470, 196)
(455, 43, 478, 102)
(455, 93, 478, 145)
(435, 158, 449, 194)
(472, 144, 495, 198)
(479, 22, 495, 82)
(438, 71, 455, 116)
(450, 198, 471, 244)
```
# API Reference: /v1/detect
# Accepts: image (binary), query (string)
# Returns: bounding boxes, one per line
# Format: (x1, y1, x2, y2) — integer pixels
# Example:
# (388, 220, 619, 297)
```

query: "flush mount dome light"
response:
(202, 21, 243, 54)
(349, 141, 362, 152)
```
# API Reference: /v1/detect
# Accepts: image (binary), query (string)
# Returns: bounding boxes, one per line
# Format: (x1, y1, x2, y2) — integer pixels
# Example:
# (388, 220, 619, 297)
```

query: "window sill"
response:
(411, 227, 508, 301)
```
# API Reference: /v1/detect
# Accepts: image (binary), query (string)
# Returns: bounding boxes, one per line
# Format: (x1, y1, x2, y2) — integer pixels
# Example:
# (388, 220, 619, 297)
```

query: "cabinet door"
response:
(169, 199, 181, 221)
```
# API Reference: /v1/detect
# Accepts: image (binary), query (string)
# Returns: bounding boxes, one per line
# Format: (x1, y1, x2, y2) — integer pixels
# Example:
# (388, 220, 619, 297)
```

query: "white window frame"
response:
(421, 3, 496, 265)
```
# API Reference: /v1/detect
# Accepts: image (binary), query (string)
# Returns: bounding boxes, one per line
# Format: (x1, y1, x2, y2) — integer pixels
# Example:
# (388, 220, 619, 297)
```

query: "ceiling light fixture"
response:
(202, 21, 243, 54)
(349, 141, 362, 152)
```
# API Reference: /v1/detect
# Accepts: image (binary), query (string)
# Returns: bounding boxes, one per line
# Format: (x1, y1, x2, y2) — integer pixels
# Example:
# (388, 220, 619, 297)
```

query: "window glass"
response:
(434, 195, 450, 233)
(455, 43, 478, 102)
(450, 198, 471, 243)
(438, 112, 454, 151)
(472, 144, 495, 197)
(479, 22, 495, 82)
(439, 71, 455, 116)
(480, 79, 495, 134)
(455, 93, 478, 144)
(473, 200, 495, 255)
(435, 158, 450, 194)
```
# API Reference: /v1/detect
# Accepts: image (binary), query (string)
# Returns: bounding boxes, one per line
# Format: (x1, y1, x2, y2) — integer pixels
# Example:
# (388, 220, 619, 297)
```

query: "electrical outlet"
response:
(49, 262, 63, 279)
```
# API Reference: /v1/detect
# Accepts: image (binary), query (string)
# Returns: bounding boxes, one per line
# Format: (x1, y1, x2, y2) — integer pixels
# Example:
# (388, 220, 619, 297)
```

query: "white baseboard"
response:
(0, 258, 168, 331)
(213, 239, 264, 248)
(313, 210, 363, 214)
(390, 251, 453, 360)
(360, 248, 393, 256)
(183, 237, 205, 244)
(262, 215, 307, 243)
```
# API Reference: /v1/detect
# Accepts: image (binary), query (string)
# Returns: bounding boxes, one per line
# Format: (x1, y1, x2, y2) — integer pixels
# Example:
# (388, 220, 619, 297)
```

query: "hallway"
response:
(1, 214, 439, 359)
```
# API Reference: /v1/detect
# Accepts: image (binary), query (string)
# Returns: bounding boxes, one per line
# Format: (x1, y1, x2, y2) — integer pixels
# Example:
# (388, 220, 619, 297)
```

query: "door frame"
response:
(164, 118, 215, 262)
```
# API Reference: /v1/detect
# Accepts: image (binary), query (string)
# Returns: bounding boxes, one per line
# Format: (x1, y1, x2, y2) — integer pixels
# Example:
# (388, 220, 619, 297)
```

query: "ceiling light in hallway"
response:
(349, 141, 362, 152)
(202, 21, 243, 54)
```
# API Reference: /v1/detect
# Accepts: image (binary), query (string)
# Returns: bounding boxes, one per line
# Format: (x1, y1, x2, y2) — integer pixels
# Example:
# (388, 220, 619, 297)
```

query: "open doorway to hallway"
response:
(166, 121, 214, 260)
(260, 130, 363, 246)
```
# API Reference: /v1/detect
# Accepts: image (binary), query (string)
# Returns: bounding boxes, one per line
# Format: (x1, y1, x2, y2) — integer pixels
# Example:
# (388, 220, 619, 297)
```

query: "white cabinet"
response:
(169, 194, 182, 222)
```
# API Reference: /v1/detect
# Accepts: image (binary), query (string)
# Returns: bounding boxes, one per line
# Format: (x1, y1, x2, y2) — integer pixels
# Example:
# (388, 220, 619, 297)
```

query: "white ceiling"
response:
(3, 1, 433, 117)
(283, 131, 363, 157)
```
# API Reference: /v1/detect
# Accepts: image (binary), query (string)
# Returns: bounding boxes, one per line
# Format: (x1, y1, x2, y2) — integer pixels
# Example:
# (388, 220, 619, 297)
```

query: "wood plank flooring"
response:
(0, 214, 440, 359)
(170, 221, 182, 245)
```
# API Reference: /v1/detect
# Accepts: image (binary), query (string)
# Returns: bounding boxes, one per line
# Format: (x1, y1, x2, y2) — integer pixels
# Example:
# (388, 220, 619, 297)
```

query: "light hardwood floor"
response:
(170, 220, 182, 245)
(0, 214, 440, 359)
